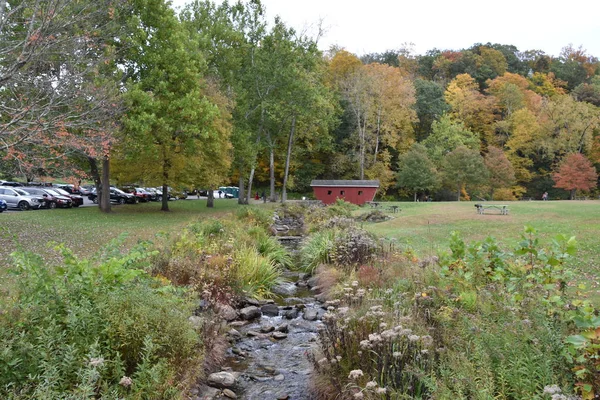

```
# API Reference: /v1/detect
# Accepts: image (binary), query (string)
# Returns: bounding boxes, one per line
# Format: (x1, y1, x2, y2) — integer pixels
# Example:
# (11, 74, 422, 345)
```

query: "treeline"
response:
(1, 0, 599, 208)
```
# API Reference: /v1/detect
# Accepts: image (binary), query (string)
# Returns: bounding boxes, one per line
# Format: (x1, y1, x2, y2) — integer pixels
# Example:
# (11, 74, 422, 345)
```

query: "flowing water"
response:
(223, 271, 323, 400)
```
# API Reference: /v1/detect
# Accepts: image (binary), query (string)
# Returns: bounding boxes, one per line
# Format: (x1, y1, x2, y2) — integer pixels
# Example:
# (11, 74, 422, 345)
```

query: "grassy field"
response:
(3, 199, 599, 293)
(359, 200, 600, 298)
(0, 199, 241, 267)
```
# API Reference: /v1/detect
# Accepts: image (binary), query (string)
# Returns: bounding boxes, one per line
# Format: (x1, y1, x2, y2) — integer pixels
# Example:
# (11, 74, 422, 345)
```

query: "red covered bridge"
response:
(310, 180, 379, 205)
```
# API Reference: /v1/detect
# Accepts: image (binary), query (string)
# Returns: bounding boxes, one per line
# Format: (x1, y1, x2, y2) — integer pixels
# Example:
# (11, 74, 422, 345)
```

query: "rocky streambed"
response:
(194, 272, 327, 400)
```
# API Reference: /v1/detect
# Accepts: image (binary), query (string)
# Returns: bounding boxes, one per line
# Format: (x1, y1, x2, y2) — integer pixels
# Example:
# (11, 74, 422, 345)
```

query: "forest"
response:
(1, 0, 599, 208)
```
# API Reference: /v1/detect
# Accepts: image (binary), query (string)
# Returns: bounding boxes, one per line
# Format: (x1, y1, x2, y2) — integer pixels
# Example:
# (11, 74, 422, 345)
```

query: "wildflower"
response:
(360, 340, 371, 349)
(365, 381, 377, 389)
(368, 333, 382, 343)
(392, 351, 402, 358)
(381, 329, 396, 340)
(348, 369, 364, 379)
(336, 356, 342, 362)
(357, 289, 366, 297)
(327, 306, 335, 311)
(352, 281, 359, 287)
(119, 376, 133, 388)
(543, 385, 562, 395)
(354, 392, 364, 399)
(421, 349, 429, 354)
(376, 387, 387, 394)
(379, 322, 387, 329)
(421, 335, 434, 346)
(408, 334, 420, 342)
(318, 358, 328, 366)
(89, 358, 104, 367)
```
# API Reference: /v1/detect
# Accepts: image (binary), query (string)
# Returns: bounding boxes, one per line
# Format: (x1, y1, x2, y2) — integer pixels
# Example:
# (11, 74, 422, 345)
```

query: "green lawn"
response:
(359, 200, 600, 298)
(0, 199, 240, 267)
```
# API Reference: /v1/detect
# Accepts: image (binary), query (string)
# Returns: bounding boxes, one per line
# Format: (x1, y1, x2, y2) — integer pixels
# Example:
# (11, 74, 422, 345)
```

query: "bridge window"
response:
(340, 190, 345, 195)
(358, 190, 363, 195)
(327, 190, 332, 195)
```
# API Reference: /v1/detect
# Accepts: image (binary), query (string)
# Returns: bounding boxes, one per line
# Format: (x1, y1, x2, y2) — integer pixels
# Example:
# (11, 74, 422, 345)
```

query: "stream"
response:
(221, 270, 323, 400)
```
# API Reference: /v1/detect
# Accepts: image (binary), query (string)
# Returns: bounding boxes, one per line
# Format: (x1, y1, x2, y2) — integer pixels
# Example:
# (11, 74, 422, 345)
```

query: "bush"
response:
(233, 246, 282, 299)
(0, 242, 202, 399)
(299, 229, 336, 273)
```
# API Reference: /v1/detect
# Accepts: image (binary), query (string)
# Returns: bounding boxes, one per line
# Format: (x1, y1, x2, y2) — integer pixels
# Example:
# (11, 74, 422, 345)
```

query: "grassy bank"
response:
(0, 199, 240, 267)
(359, 200, 600, 297)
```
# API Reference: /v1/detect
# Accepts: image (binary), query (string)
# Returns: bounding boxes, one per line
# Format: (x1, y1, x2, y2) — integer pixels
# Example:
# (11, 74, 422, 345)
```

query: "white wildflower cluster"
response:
(348, 369, 364, 379)
(89, 357, 104, 368)
(543, 385, 561, 395)
(119, 376, 133, 388)
(353, 392, 364, 399)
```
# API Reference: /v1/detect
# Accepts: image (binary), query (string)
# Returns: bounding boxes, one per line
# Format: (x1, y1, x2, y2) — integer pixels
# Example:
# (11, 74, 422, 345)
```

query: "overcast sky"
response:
(171, 0, 600, 58)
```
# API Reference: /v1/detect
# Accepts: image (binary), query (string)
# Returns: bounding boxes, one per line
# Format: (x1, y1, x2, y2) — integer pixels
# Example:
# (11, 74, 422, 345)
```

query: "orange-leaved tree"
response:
(553, 153, 598, 199)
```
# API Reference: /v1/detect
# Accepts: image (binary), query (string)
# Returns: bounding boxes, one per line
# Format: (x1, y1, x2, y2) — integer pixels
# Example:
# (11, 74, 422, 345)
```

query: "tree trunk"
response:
(161, 147, 169, 211)
(269, 147, 275, 202)
(281, 115, 296, 203)
(88, 156, 110, 213)
(414, 192, 417, 202)
(100, 156, 111, 213)
(374, 107, 381, 164)
(246, 167, 255, 204)
(457, 184, 461, 202)
(207, 188, 214, 208)
(238, 175, 247, 205)
(570, 189, 576, 200)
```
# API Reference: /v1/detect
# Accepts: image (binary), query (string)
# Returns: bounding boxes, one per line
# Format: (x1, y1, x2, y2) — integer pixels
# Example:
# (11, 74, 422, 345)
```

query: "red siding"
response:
(312, 186, 377, 205)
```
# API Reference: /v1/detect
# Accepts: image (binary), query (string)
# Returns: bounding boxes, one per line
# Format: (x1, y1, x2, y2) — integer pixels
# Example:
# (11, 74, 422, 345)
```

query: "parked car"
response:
(53, 187, 84, 207)
(0, 199, 7, 212)
(0, 187, 43, 210)
(1, 181, 25, 187)
(21, 187, 73, 208)
(144, 187, 161, 201)
(121, 187, 152, 202)
(88, 188, 137, 204)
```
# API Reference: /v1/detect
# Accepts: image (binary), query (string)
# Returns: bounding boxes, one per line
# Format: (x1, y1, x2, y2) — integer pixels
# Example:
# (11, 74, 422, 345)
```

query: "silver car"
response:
(0, 187, 43, 210)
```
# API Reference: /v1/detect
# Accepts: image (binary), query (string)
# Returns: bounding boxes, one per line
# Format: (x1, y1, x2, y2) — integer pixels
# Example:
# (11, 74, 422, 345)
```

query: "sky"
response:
(171, 0, 600, 58)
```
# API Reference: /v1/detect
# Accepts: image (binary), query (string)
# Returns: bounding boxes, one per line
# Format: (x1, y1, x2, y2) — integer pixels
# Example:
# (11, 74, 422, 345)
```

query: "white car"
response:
(0, 187, 43, 210)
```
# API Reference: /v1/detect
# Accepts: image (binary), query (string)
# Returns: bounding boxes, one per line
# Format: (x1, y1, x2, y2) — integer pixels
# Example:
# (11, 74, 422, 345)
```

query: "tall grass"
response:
(233, 246, 282, 299)
(299, 229, 336, 273)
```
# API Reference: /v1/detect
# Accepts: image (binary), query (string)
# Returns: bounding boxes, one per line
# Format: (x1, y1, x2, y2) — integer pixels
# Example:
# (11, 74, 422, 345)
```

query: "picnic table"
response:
(366, 201, 380, 208)
(475, 204, 509, 215)
(387, 205, 401, 213)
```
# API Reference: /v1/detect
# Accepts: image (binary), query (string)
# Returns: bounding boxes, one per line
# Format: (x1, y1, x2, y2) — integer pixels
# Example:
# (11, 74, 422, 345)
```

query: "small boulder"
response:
(283, 309, 299, 319)
(207, 372, 236, 389)
(222, 389, 237, 399)
(275, 323, 289, 333)
(227, 329, 242, 340)
(261, 304, 279, 317)
(247, 330, 261, 337)
(260, 325, 275, 333)
(303, 309, 318, 321)
(272, 332, 288, 340)
(274, 374, 285, 381)
(217, 305, 237, 321)
(239, 306, 261, 320)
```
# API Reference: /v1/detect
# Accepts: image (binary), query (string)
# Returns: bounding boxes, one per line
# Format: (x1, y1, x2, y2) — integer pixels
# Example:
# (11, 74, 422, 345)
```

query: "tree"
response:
(484, 146, 516, 199)
(396, 144, 439, 201)
(445, 73, 496, 147)
(422, 114, 480, 164)
(120, 0, 220, 212)
(552, 153, 597, 199)
(413, 79, 449, 141)
(442, 146, 489, 201)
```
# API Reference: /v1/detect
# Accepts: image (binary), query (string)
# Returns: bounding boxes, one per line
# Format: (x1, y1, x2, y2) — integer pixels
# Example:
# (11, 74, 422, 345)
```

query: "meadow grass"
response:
(358, 200, 600, 299)
(0, 199, 240, 267)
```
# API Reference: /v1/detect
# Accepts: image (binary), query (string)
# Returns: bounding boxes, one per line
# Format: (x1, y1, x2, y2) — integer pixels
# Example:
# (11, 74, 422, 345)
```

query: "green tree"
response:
(120, 0, 219, 211)
(422, 114, 480, 164)
(413, 79, 449, 141)
(442, 146, 489, 201)
(396, 144, 439, 202)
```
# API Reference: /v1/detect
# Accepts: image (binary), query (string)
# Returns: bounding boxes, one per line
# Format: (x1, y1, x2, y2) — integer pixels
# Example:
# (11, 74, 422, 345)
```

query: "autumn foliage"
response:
(552, 153, 598, 199)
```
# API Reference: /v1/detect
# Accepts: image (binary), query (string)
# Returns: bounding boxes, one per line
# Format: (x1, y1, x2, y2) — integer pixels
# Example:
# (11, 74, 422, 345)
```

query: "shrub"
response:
(299, 229, 336, 273)
(333, 227, 378, 271)
(0, 243, 202, 399)
(233, 246, 282, 299)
